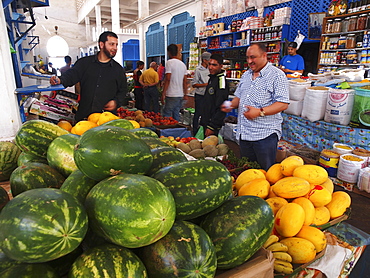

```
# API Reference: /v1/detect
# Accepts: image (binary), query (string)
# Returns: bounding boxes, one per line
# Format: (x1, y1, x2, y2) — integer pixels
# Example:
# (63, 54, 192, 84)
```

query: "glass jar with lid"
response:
(333, 18, 342, 33)
(325, 19, 334, 34)
(348, 16, 358, 31)
(342, 17, 349, 32)
(357, 14, 367, 30)
(346, 34, 356, 48)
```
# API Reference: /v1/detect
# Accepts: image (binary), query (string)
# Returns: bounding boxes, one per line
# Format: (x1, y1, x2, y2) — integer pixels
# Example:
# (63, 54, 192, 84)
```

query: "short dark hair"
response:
(167, 44, 178, 57)
(64, 55, 72, 64)
(210, 54, 223, 65)
(98, 31, 118, 43)
(137, 61, 144, 67)
(288, 42, 298, 48)
(252, 43, 267, 53)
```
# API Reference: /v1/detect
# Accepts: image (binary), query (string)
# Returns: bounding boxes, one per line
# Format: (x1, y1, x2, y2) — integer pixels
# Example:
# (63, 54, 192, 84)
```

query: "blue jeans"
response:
(239, 133, 278, 171)
(144, 86, 160, 113)
(162, 97, 182, 121)
(193, 94, 205, 135)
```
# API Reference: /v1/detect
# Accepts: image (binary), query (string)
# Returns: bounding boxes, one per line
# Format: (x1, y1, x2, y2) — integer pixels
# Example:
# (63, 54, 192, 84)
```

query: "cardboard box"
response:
(215, 248, 274, 278)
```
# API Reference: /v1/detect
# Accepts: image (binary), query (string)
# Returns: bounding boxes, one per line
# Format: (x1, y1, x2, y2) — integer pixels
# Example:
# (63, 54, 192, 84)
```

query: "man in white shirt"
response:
(161, 44, 188, 121)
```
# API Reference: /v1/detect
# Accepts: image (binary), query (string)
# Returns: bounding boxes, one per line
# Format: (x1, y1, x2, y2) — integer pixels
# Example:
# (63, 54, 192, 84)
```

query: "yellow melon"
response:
(325, 191, 351, 219)
(307, 185, 332, 207)
(97, 111, 119, 125)
(320, 178, 334, 194)
(312, 206, 331, 226)
(281, 156, 304, 176)
(272, 177, 311, 199)
(280, 237, 316, 264)
(234, 169, 266, 191)
(129, 120, 140, 129)
(57, 120, 72, 132)
(71, 120, 98, 135)
(293, 165, 328, 185)
(238, 178, 270, 199)
(266, 163, 284, 184)
(265, 197, 288, 215)
(274, 203, 305, 237)
(296, 226, 327, 253)
(267, 185, 277, 198)
(87, 112, 102, 124)
(292, 197, 315, 226)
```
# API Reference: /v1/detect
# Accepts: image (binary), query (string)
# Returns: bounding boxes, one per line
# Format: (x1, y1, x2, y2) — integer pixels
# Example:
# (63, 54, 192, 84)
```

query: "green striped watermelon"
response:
(141, 136, 169, 149)
(60, 169, 97, 203)
(85, 173, 176, 248)
(137, 221, 216, 278)
(10, 162, 65, 197)
(74, 126, 153, 181)
(15, 120, 69, 158)
(0, 250, 21, 273)
(0, 141, 21, 181)
(17, 152, 47, 166)
(152, 159, 232, 220)
(200, 195, 274, 269)
(100, 118, 134, 129)
(0, 263, 59, 278)
(47, 133, 79, 177)
(0, 186, 10, 212)
(148, 146, 188, 176)
(129, 128, 158, 138)
(47, 245, 83, 277)
(68, 243, 147, 278)
(0, 188, 88, 263)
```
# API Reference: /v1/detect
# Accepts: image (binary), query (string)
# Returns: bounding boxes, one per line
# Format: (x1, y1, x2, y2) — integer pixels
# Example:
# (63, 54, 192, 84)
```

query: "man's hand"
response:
(243, 106, 260, 120)
(104, 100, 117, 111)
(50, 76, 60, 85)
(205, 128, 214, 137)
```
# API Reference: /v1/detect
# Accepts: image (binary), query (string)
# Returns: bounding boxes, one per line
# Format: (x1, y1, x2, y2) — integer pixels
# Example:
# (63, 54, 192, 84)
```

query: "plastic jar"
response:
(333, 18, 342, 33)
(348, 16, 358, 31)
(325, 19, 333, 33)
(338, 35, 347, 49)
(333, 143, 354, 155)
(319, 149, 341, 177)
(357, 14, 367, 30)
(342, 17, 349, 32)
(346, 34, 356, 49)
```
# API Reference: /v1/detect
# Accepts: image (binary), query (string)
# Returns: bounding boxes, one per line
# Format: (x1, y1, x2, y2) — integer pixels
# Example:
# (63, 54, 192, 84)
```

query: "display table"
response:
(282, 113, 370, 150)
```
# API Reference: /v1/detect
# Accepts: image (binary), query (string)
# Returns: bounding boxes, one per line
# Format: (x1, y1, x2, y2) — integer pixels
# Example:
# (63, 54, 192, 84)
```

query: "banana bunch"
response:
(263, 235, 294, 275)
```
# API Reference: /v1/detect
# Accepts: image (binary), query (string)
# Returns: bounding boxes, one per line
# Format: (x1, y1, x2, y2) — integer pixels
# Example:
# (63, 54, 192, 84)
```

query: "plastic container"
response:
(353, 148, 370, 167)
(357, 14, 367, 30)
(337, 154, 365, 183)
(341, 17, 349, 32)
(319, 149, 341, 177)
(333, 143, 354, 155)
(325, 19, 334, 33)
(348, 16, 358, 31)
(346, 34, 356, 49)
(333, 18, 342, 33)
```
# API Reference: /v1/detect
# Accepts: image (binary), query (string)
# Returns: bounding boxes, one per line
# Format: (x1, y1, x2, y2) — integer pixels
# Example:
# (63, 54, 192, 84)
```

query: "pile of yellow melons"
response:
(233, 156, 351, 274)
(57, 112, 140, 135)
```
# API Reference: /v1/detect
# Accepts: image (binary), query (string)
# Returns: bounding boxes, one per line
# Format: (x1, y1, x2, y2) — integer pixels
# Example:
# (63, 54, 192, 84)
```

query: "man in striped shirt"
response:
(223, 43, 289, 170)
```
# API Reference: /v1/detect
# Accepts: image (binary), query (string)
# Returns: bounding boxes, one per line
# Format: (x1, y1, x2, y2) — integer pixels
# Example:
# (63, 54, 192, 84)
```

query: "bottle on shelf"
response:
(348, 1, 354, 13)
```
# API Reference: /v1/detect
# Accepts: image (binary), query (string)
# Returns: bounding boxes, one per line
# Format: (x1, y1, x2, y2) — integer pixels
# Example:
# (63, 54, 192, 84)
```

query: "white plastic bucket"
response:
(333, 143, 353, 155)
(337, 154, 366, 183)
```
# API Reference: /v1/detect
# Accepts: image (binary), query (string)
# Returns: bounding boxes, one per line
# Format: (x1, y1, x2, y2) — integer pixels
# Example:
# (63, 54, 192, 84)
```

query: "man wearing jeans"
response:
(222, 43, 289, 170)
(161, 44, 187, 121)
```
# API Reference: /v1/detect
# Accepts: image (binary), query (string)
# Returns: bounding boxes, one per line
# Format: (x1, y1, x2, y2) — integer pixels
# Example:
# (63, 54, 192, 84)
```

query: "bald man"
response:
(140, 61, 160, 113)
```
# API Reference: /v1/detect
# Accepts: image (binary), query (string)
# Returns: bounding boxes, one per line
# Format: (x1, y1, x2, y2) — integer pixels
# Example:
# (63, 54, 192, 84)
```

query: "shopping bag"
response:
(195, 126, 205, 140)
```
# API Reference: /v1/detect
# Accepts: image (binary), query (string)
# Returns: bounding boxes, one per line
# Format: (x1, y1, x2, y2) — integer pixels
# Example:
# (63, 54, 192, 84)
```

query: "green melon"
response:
(137, 221, 216, 278)
(60, 169, 97, 203)
(0, 186, 10, 212)
(17, 152, 47, 166)
(85, 173, 176, 248)
(152, 159, 232, 220)
(74, 126, 153, 181)
(47, 133, 79, 177)
(100, 118, 134, 129)
(69, 243, 147, 278)
(0, 263, 59, 278)
(0, 250, 21, 273)
(0, 188, 88, 263)
(200, 195, 274, 269)
(10, 162, 65, 197)
(0, 141, 21, 181)
(141, 136, 169, 149)
(15, 120, 69, 158)
(148, 146, 188, 176)
(129, 128, 159, 138)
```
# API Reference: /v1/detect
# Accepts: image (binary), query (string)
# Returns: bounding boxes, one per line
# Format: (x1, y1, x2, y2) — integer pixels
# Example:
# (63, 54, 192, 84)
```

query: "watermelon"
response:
(152, 159, 232, 220)
(60, 169, 97, 203)
(148, 146, 188, 176)
(0, 141, 21, 181)
(137, 221, 217, 278)
(74, 126, 153, 181)
(47, 245, 83, 277)
(85, 173, 176, 248)
(100, 118, 134, 129)
(0, 186, 10, 212)
(47, 133, 79, 177)
(80, 228, 107, 252)
(10, 162, 65, 197)
(0, 263, 59, 278)
(0, 188, 88, 263)
(141, 136, 169, 149)
(17, 152, 47, 166)
(15, 120, 69, 158)
(69, 243, 147, 278)
(0, 250, 21, 273)
(129, 127, 159, 138)
(200, 195, 274, 269)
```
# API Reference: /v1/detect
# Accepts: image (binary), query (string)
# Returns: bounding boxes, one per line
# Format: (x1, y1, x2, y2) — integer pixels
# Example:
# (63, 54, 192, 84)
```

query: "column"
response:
(85, 16, 91, 42)
(0, 7, 22, 140)
(138, 0, 149, 19)
(95, 5, 102, 39)
(111, 0, 120, 34)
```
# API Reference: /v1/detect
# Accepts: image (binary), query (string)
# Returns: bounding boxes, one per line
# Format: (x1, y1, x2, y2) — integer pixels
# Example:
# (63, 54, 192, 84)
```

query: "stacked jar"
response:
(348, 16, 358, 31)
(333, 18, 342, 33)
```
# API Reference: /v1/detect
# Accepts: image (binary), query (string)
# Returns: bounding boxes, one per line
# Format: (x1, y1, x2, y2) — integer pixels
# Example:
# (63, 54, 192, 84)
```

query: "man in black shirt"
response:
(50, 31, 128, 121)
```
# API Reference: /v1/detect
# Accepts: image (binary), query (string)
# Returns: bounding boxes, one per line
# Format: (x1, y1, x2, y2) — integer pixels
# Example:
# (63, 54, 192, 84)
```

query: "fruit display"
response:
(263, 235, 294, 275)
(117, 107, 178, 126)
(0, 142, 21, 182)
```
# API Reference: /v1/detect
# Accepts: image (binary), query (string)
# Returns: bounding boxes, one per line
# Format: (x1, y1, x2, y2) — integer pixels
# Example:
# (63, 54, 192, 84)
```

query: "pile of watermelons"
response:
(0, 119, 274, 277)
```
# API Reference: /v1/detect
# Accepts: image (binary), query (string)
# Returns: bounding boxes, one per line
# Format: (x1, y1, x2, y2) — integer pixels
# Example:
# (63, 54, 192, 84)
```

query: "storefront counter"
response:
(282, 113, 370, 150)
